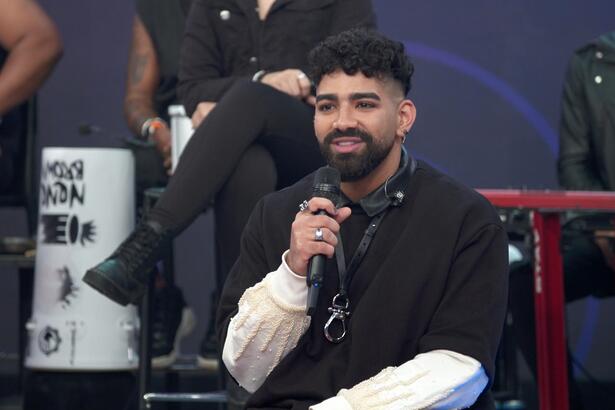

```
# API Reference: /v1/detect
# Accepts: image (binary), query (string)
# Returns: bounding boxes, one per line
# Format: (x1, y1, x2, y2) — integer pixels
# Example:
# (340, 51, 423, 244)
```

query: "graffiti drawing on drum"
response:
(25, 148, 139, 370)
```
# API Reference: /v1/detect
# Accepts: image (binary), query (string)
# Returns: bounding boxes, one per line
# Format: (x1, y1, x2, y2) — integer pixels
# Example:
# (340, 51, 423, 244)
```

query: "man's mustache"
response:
(323, 128, 373, 145)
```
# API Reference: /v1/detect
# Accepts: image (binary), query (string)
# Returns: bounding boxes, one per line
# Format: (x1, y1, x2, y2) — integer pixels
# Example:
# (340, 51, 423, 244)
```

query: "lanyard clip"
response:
(324, 294, 350, 343)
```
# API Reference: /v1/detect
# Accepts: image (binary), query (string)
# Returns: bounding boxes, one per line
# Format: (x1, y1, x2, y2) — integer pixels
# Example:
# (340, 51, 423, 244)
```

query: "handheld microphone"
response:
(306, 166, 341, 316)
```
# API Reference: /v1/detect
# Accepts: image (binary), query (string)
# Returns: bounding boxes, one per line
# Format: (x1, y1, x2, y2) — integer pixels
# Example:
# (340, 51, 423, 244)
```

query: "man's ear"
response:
(397, 99, 416, 139)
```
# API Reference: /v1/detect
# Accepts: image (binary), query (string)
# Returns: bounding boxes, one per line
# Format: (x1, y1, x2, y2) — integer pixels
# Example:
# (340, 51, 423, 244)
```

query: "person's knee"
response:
(222, 80, 276, 106)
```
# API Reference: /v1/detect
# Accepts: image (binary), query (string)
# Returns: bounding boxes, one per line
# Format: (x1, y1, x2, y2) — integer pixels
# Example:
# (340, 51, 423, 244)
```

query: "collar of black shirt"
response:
(338, 146, 415, 217)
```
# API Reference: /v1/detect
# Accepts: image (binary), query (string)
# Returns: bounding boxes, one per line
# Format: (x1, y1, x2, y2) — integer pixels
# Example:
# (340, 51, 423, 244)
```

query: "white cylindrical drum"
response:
(169, 104, 194, 172)
(26, 147, 139, 370)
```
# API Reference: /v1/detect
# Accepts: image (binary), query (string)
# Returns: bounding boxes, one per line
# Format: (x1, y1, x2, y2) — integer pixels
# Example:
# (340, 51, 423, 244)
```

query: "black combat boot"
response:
(83, 220, 171, 305)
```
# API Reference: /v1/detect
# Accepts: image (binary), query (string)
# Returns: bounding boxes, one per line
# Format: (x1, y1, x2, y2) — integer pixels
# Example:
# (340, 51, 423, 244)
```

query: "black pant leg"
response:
(508, 258, 536, 371)
(149, 80, 321, 233)
(562, 231, 615, 301)
(213, 144, 277, 289)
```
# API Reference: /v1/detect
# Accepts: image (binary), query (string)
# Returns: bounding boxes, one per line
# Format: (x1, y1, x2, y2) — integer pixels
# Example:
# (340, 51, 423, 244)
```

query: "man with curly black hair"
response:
(217, 29, 508, 409)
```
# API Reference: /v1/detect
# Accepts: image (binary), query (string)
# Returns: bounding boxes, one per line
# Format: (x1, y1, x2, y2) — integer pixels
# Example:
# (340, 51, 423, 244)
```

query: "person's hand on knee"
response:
(261, 69, 312, 101)
(150, 124, 172, 172)
(191, 101, 217, 128)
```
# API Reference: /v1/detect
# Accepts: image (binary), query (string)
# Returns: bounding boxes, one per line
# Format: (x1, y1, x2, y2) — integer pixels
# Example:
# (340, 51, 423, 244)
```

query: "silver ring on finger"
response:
(298, 199, 309, 212)
(314, 227, 324, 242)
(297, 72, 307, 80)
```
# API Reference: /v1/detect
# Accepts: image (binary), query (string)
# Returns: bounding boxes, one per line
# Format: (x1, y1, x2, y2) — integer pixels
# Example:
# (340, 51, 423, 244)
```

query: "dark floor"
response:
(0, 355, 224, 410)
(2, 353, 615, 410)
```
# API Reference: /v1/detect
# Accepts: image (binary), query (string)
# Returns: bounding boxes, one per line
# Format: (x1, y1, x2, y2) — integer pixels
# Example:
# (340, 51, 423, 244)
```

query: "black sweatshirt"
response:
(217, 158, 509, 410)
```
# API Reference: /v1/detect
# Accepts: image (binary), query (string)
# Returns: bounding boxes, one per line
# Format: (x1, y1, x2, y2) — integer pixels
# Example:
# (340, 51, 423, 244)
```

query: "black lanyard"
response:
(324, 210, 388, 343)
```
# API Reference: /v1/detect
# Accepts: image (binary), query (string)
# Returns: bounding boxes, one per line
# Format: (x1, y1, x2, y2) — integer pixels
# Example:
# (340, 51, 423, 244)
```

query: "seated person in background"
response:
(121, 0, 196, 368)
(125, 0, 193, 180)
(84, 0, 376, 368)
(509, 31, 615, 410)
(0, 0, 62, 193)
(217, 28, 509, 409)
(557, 30, 615, 309)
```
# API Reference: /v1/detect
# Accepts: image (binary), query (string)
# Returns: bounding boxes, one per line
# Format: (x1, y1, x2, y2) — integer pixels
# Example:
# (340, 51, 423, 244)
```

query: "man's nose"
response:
(333, 106, 358, 130)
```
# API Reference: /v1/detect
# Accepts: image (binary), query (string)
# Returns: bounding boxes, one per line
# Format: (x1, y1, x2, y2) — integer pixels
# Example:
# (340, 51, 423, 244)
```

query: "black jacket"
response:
(558, 32, 615, 190)
(136, 0, 191, 119)
(177, 0, 376, 115)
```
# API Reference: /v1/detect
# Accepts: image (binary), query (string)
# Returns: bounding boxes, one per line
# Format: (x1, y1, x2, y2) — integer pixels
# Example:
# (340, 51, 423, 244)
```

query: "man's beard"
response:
(319, 128, 394, 182)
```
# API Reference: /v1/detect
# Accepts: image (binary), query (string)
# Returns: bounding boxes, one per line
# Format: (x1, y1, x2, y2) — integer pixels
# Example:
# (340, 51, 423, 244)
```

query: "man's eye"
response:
(357, 101, 375, 109)
(318, 103, 334, 112)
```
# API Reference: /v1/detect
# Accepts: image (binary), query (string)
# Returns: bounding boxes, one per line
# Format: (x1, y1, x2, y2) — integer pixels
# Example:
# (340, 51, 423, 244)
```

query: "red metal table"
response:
(477, 189, 615, 410)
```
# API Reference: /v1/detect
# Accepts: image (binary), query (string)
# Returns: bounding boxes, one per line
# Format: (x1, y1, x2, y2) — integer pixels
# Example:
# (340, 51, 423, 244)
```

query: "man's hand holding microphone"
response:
(286, 197, 351, 276)
(285, 167, 351, 315)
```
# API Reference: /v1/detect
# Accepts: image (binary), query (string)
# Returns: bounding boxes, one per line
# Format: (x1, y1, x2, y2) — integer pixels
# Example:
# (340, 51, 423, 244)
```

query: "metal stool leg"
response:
(19, 265, 34, 392)
(139, 272, 155, 410)
(137, 187, 228, 409)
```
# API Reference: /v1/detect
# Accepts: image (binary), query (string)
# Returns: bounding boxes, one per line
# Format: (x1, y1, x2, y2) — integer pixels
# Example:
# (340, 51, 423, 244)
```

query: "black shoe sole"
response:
(83, 269, 134, 306)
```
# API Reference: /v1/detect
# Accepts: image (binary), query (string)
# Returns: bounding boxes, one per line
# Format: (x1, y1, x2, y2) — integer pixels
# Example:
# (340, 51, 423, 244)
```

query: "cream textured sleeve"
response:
(311, 350, 488, 409)
(222, 251, 311, 393)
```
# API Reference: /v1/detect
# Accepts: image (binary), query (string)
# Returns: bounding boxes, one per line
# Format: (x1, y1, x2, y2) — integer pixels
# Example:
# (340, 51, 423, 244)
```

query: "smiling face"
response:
(314, 70, 416, 186)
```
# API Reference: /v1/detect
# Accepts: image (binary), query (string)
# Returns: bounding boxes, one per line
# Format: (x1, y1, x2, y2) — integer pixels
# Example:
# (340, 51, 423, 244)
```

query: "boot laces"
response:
(118, 223, 165, 271)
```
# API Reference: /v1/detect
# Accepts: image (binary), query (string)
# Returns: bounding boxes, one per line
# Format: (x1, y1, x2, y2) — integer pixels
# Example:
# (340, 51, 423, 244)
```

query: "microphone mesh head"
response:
(312, 166, 341, 203)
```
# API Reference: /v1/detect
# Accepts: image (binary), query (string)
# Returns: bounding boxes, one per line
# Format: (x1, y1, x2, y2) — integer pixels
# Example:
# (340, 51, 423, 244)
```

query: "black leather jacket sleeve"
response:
(557, 54, 606, 190)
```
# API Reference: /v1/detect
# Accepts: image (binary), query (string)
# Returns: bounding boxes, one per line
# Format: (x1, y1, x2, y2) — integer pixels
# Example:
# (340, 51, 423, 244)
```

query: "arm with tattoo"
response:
(124, 14, 159, 136)
(124, 15, 172, 168)
(0, 0, 62, 115)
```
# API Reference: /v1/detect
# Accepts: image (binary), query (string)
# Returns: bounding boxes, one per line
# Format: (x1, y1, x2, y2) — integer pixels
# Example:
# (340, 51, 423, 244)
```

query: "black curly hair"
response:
(308, 28, 414, 96)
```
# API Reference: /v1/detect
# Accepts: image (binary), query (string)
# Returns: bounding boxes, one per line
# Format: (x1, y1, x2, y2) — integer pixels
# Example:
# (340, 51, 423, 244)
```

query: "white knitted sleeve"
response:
(222, 251, 311, 393)
(311, 350, 488, 410)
